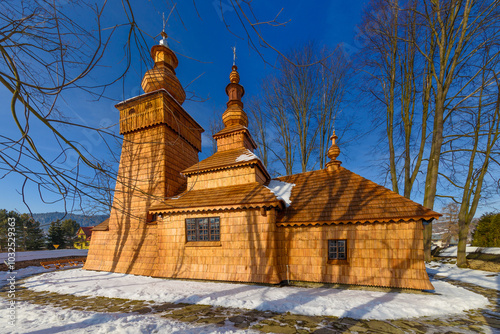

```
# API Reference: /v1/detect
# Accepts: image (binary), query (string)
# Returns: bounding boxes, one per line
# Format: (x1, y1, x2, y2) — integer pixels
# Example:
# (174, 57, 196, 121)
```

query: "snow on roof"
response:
(235, 149, 260, 162)
(266, 180, 295, 207)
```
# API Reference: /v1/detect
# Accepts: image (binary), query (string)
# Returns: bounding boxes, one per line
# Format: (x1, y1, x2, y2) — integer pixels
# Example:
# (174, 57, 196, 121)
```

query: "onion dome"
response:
(141, 31, 186, 104)
(222, 65, 247, 127)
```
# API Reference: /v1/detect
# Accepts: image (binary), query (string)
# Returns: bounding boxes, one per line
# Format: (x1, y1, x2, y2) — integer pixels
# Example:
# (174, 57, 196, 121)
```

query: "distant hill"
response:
(32, 212, 109, 232)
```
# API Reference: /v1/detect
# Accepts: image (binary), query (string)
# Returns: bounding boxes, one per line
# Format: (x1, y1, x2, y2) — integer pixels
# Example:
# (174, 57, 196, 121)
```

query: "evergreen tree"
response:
(0, 210, 48, 250)
(472, 213, 500, 247)
(47, 220, 65, 249)
(0, 209, 10, 251)
(23, 215, 45, 250)
(0, 210, 27, 251)
(61, 219, 80, 245)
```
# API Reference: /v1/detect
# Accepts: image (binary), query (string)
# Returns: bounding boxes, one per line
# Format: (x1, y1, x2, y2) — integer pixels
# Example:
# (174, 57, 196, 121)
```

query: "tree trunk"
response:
(456, 218, 469, 268)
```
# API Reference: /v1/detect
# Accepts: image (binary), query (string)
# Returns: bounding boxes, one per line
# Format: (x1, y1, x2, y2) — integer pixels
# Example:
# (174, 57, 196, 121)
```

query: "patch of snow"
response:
(0, 300, 253, 334)
(21, 268, 489, 320)
(0, 266, 56, 284)
(436, 246, 500, 257)
(0, 249, 88, 262)
(427, 261, 500, 290)
(266, 180, 295, 207)
(235, 150, 260, 162)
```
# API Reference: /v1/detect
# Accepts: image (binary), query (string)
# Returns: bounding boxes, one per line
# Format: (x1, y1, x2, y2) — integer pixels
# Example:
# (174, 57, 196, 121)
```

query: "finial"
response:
(159, 13, 169, 47)
(223, 56, 246, 127)
(231, 46, 237, 66)
(142, 12, 185, 103)
(325, 130, 341, 171)
(229, 47, 240, 84)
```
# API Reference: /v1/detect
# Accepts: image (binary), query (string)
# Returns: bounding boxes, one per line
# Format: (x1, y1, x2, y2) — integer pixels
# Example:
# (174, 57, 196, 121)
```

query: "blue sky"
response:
(1, 1, 497, 216)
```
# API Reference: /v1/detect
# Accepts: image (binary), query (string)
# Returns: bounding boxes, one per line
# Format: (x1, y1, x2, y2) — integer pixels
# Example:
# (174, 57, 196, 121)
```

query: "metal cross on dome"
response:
(232, 46, 237, 66)
(159, 12, 168, 46)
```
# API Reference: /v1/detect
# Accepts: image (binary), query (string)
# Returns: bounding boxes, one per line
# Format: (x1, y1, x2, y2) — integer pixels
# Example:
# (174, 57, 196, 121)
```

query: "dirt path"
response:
(2, 256, 500, 333)
(0, 271, 497, 333)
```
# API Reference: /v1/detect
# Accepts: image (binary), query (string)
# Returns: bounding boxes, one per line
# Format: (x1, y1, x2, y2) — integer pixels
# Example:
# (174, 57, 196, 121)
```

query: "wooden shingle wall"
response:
(118, 91, 203, 151)
(156, 208, 281, 283)
(85, 93, 201, 275)
(277, 220, 434, 290)
(216, 130, 255, 152)
(187, 165, 268, 190)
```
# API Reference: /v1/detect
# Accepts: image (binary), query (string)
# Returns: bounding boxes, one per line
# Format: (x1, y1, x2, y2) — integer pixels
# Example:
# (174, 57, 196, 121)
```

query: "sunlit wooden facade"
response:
(85, 37, 440, 290)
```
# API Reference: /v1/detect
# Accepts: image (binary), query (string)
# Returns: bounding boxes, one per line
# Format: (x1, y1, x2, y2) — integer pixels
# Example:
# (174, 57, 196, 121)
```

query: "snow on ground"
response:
(427, 261, 500, 290)
(0, 249, 88, 262)
(1, 267, 253, 333)
(21, 268, 489, 320)
(0, 266, 56, 282)
(0, 300, 255, 334)
(436, 246, 500, 257)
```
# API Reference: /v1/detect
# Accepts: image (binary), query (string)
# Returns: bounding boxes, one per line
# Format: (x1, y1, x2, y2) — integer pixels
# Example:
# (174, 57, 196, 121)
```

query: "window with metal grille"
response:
(328, 239, 347, 260)
(185, 217, 220, 242)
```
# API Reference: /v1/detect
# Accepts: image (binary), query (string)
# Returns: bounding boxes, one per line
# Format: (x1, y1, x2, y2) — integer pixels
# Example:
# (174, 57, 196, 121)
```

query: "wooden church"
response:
(85, 33, 440, 290)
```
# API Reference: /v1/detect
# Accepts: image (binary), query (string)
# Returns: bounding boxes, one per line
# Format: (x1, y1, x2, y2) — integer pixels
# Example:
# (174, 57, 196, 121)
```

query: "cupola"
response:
(222, 65, 247, 127)
(325, 131, 342, 171)
(141, 31, 186, 104)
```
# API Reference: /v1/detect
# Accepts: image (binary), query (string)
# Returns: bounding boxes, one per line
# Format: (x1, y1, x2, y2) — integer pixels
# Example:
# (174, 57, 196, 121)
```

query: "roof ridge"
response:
(183, 147, 265, 176)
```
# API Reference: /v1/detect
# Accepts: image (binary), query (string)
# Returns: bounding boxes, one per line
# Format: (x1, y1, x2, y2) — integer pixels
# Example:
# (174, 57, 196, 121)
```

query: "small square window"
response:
(186, 218, 197, 241)
(328, 239, 347, 260)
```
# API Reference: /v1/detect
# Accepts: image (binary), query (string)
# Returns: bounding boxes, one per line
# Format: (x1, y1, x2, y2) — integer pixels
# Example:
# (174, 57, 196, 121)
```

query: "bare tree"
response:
(247, 98, 270, 168)
(317, 48, 348, 169)
(209, 113, 224, 155)
(0, 1, 143, 216)
(0, 1, 303, 214)
(263, 76, 295, 175)
(280, 43, 321, 172)
(358, 0, 433, 198)
(418, 0, 500, 260)
(440, 202, 460, 246)
(249, 43, 350, 176)
(359, 0, 500, 261)
(439, 51, 500, 267)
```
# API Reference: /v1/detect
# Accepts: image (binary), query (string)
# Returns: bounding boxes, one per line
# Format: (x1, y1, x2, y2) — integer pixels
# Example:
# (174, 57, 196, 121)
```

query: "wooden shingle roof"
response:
(92, 218, 109, 231)
(213, 124, 248, 137)
(275, 168, 440, 226)
(149, 182, 283, 213)
(183, 147, 267, 177)
(80, 227, 93, 239)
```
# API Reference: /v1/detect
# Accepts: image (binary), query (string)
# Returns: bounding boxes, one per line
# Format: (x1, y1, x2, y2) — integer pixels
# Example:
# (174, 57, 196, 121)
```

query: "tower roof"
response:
(222, 65, 247, 128)
(141, 32, 186, 104)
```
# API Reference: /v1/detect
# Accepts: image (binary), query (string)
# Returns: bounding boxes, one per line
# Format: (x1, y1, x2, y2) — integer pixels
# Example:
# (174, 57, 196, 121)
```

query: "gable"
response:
(92, 218, 109, 231)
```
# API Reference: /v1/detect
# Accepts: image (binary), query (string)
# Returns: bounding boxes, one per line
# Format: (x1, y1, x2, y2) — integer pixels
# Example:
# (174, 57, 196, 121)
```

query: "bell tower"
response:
(85, 32, 204, 275)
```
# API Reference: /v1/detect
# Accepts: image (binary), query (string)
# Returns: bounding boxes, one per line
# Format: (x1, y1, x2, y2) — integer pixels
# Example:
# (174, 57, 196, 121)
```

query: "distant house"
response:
(74, 227, 94, 249)
(85, 34, 441, 290)
(432, 233, 445, 248)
